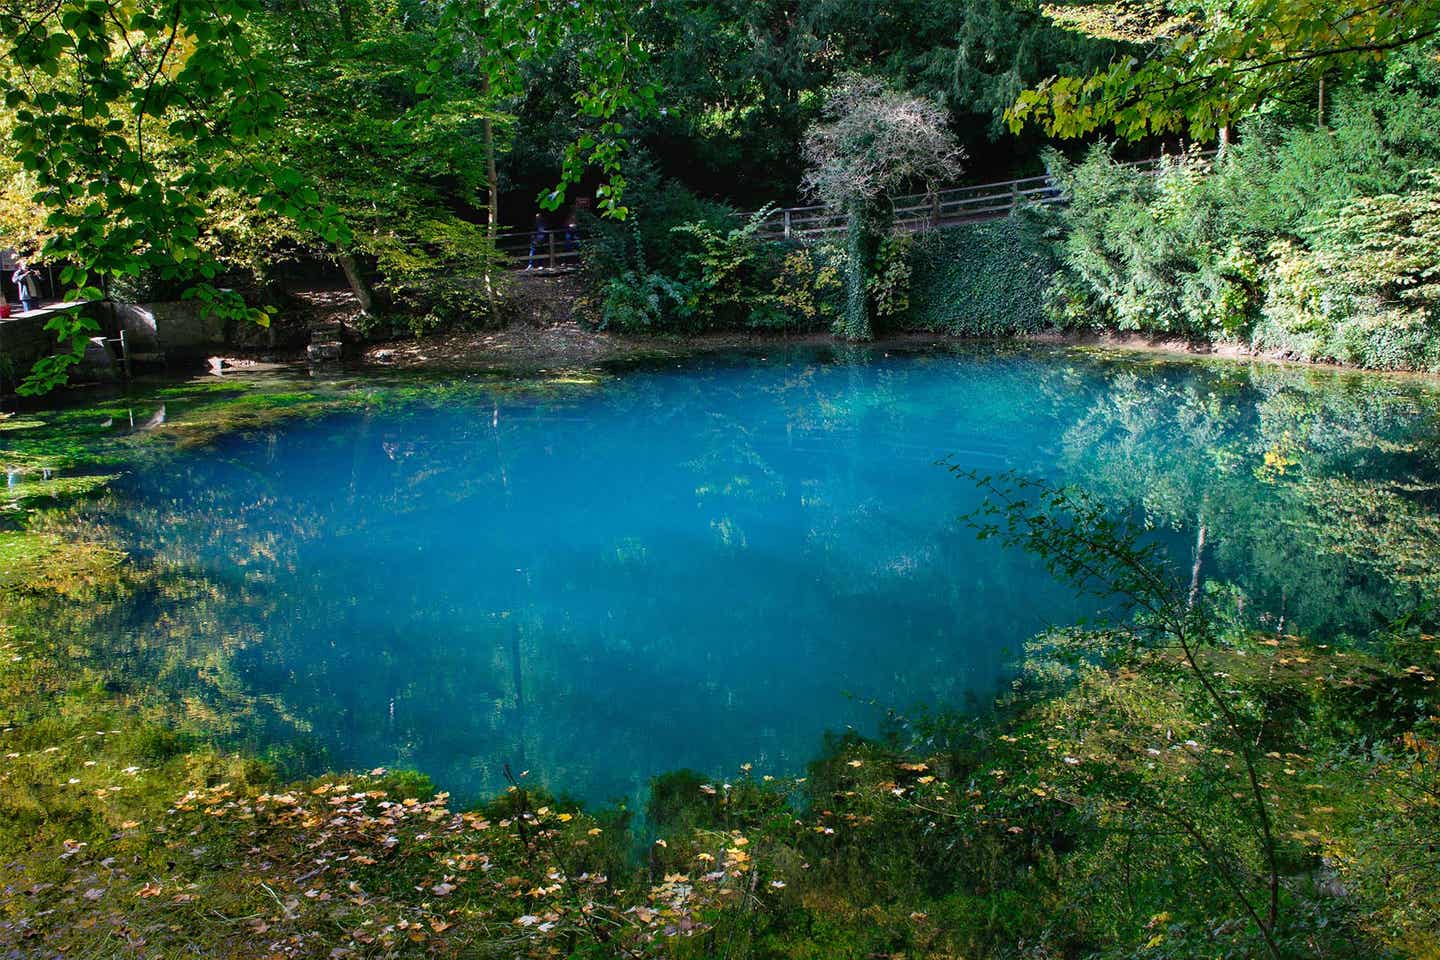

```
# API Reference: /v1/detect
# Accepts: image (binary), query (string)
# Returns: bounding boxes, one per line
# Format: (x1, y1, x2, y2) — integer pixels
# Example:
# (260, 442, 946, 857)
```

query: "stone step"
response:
(309, 322, 343, 341)
(307, 341, 343, 362)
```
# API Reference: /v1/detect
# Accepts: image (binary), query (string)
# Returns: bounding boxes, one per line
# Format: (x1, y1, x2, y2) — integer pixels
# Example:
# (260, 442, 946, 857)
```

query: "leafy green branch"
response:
(1009, 0, 1440, 141)
(0, 0, 349, 393)
(958, 468, 1286, 958)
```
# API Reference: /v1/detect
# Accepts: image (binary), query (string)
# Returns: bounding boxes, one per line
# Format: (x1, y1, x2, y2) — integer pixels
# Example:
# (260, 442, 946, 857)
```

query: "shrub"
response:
(581, 156, 737, 287)
(582, 160, 835, 333)
(1256, 171, 1440, 370)
(595, 269, 694, 332)
(670, 207, 792, 330)
(868, 234, 914, 324)
(588, 196, 842, 333)
(1040, 49, 1440, 368)
(365, 215, 509, 336)
(1047, 145, 1263, 340)
(773, 246, 844, 326)
(1253, 239, 1339, 363)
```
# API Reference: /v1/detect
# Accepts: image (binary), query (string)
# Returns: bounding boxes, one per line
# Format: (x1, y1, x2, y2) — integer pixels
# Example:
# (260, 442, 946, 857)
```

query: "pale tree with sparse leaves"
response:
(802, 76, 963, 341)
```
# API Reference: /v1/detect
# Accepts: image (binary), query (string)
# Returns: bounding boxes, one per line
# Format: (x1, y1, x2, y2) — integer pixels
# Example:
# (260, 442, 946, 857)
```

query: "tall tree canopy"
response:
(0, 0, 649, 390)
(625, 0, 1115, 203)
(803, 75, 963, 340)
(1007, 0, 1440, 140)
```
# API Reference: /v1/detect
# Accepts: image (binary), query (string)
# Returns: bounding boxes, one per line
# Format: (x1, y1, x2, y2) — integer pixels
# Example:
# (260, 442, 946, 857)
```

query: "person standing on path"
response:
(526, 214, 549, 270)
(564, 197, 591, 254)
(11, 261, 40, 313)
(564, 209, 581, 253)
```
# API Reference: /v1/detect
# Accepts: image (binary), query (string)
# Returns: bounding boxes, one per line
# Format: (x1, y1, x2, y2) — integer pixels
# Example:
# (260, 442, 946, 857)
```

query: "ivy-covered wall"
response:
(896, 210, 1060, 337)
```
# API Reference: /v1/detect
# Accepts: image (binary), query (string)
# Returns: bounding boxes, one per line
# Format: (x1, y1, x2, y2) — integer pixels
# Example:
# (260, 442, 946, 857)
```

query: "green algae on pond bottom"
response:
(1, 366, 617, 479)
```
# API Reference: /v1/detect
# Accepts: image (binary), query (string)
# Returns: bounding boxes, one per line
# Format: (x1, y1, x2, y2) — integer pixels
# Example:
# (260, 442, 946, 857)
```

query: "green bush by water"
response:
(1256, 173, 1440, 370)
(578, 159, 850, 334)
(1042, 40, 1440, 369)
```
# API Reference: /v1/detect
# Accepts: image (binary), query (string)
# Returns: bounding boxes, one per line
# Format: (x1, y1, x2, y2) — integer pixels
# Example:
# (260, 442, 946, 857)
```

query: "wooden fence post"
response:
(783, 209, 792, 240)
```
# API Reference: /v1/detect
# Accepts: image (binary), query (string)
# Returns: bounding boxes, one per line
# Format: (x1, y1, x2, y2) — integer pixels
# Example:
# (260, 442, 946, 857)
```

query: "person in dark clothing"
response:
(563, 212, 579, 253)
(564, 198, 592, 254)
(526, 214, 550, 270)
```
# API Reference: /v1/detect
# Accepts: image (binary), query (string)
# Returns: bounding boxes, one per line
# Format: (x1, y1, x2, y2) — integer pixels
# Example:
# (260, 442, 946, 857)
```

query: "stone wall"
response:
(0, 312, 54, 393)
(116, 301, 229, 359)
(1, 300, 232, 394)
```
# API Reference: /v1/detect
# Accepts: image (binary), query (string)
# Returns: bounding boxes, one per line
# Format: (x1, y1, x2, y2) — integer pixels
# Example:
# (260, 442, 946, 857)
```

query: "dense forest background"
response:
(3, 0, 1440, 380)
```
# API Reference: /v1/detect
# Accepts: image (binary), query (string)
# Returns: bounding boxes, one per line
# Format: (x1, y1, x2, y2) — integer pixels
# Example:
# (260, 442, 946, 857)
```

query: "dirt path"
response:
(357, 323, 854, 371)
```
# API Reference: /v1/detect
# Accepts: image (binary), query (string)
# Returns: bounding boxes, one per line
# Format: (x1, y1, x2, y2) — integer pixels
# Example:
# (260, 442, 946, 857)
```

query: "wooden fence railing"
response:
(498, 150, 1217, 270)
(737, 151, 1218, 242)
(740, 173, 1061, 242)
(493, 228, 582, 273)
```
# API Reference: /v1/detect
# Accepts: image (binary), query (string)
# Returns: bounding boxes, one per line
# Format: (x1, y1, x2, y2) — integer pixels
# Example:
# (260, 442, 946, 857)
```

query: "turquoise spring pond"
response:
(35, 346, 1440, 805)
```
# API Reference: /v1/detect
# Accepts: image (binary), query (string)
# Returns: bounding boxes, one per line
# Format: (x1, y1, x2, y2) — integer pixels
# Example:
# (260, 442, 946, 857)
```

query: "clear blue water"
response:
(62, 347, 1440, 804)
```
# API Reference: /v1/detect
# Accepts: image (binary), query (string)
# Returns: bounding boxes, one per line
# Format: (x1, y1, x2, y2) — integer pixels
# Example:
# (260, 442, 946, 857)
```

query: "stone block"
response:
(307, 341, 343, 362)
(116, 301, 227, 357)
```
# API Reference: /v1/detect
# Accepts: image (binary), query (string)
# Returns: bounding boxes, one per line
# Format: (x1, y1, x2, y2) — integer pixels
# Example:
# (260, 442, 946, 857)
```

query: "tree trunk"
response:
(475, 67, 502, 321)
(840, 208, 879, 341)
(482, 106, 500, 320)
(1188, 520, 1208, 610)
(337, 250, 376, 316)
(336, 0, 355, 42)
